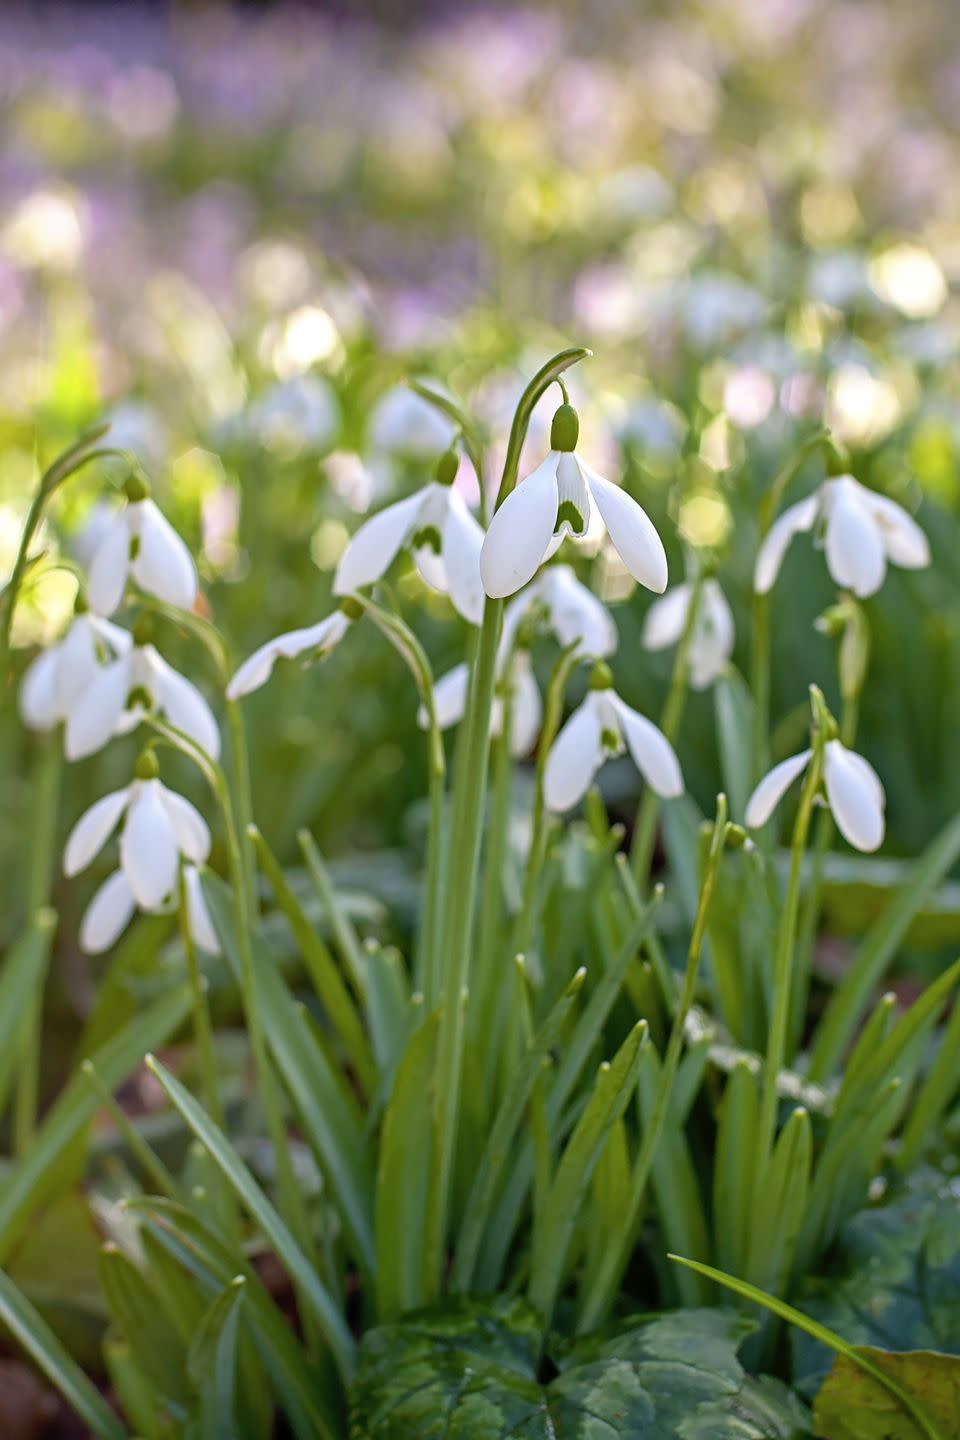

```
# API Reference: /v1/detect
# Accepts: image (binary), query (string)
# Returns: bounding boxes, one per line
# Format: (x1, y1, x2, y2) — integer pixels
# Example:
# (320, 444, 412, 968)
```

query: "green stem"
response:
(756, 701, 828, 1171)
(578, 796, 730, 1331)
(177, 867, 224, 1129)
(473, 697, 513, 1093)
(225, 699, 257, 928)
(630, 569, 705, 888)
(82, 1060, 179, 1200)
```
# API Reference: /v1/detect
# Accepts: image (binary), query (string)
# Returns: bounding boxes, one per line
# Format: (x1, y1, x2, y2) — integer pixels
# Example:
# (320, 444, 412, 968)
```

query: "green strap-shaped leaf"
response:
(0, 910, 55, 1119)
(0, 1266, 128, 1440)
(99, 1245, 190, 1412)
(145, 1054, 356, 1385)
(187, 1277, 246, 1440)
(713, 1059, 759, 1279)
(746, 1106, 812, 1300)
(528, 1021, 647, 1323)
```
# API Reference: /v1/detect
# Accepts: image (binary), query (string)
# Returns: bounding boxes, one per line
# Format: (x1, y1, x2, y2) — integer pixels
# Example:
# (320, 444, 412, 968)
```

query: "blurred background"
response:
(3, 0, 960, 961)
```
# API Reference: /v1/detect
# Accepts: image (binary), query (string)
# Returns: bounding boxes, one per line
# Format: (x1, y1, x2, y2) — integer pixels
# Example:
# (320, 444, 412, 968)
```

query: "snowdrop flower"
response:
(87, 474, 197, 617)
(64, 752, 211, 953)
(333, 450, 484, 624)
(480, 403, 668, 600)
(65, 624, 220, 761)
(183, 863, 221, 955)
(754, 474, 929, 598)
(643, 579, 734, 689)
(227, 600, 359, 700)
(745, 739, 885, 852)
(544, 663, 683, 813)
(20, 598, 131, 734)
(369, 385, 457, 457)
(501, 564, 618, 661)
(418, 649, 543, 758)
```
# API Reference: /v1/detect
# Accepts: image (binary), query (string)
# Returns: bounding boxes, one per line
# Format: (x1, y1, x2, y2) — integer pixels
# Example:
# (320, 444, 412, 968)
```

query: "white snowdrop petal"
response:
(544, 696, 604, 812)
(583, 465, 668, 594)
(226, 637, 285, 699)
(184, 866, 221, 955)
(824, 484, 886, 597)
(333, 489, 425, 594)
(420, 663, 469, 732)
(64, 657, 130, 760)
(442, 491, 486, 625)
(87, 512, 131, 617)
(148, 649, 221, 760)
(19, 647, 61, 730)
(866, 491, 931, 570)
(120, 781, 179, 908)
(480, 454, 559, 599)
(159, 788, 212, 864)
(80, 870, 137, 954)
(226, 615, 346, 698)
(613, 698, 684, 797)
(131, 500, 198, 610)
(508, 658, 543, 757)
(753, 495, 819, 594)
(54, 618, 100, 711)
(89, 616, 134, 656)
(688, 581, 735, 690)
(64, 788, 131, 876)
(413, 543, 448, 594)
(823, 741, 885, 852)
(744, 749, 812, 828)
(544, 566, 618, 657)
(554, 454, 591, 536)
(642, 584, 691, 652)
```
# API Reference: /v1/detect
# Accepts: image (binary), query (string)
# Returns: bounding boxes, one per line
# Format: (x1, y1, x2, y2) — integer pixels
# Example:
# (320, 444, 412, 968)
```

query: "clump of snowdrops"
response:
(1, 349, 956, 1440)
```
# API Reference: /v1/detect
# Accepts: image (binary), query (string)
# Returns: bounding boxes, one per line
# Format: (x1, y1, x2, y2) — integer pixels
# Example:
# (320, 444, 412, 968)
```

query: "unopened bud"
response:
(550, 404, 580, 453)
(434, 448, 459, 487)
(588, 660, 614, 691)
(134, 747, 160, 781)
(123, 472, 150, 503)
(339, 596, 364, 622)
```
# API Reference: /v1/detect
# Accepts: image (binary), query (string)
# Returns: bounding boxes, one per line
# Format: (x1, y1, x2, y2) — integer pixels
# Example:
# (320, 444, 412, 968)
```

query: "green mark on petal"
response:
(555, 500, 585, 534)
(411, 525, 442, 555)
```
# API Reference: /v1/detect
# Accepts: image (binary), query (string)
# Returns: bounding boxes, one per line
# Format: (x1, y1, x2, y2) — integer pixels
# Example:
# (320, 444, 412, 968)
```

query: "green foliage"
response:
(813, 1350, 960, 1440)
(350, 1298, 811, 1439)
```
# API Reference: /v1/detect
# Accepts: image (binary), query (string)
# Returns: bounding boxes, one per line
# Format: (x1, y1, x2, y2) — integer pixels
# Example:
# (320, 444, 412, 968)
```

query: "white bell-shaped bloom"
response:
(183, 863, 221, 955)
(87, 480, 197, 617)
(418, 649, 543, 758)
(643, 579, 734, 690)
(754, 474, 929, 598)
(333, 458, 484, 624)
(226, 607, 353, 701)
(20, 610, 131, 733)
(501, 564, 618, 661)
(745, 738, 885, 852)
(480, 405, 667, 600)
(544, 672, 683, 813)
(65, 642, 220, 762)
(65, 765, 212, 953)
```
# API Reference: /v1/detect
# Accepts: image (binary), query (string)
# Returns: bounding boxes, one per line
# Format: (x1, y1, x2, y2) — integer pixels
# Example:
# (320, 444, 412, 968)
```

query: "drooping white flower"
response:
(19, 605, 131, 734)
(183, 863, 221, 955)
(227, 605, 355, 700)
(643, 579, 734, 689)
(418, 649, 543, 758)
(501, 564, 618, 661)
(65, 755, 211, 953)
(745, 739, 885, 852)
(65, 636, 220, 762)
(754, 474, 929, 598)
(333, 450, 484, 624)
(369, 385, 457, 458)
(544, 666, 683, 813)
(87, 476, 197, 617)
(480, 403, 668, 600)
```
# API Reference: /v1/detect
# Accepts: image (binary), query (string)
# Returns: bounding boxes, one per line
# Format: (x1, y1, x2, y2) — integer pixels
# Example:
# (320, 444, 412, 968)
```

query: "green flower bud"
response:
(551, 403, 580, 453)
(589, 660, 614, 691)
(339, 596, 364, 622)
(73, 589, 89, 616)
(434, 448, 459, 487)
(132, 615, 154, 648)
(134, 748, 160, 781)
(123, 472, 151, 503)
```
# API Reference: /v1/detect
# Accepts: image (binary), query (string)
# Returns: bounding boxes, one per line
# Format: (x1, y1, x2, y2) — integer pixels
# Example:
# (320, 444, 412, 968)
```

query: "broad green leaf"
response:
(349, 1296, 811, 1438)
(131, 1199, 341, 1440)
(99, 1244, 190, 1414)
(0, 1267, 127, 1440)
(187, 1277, 246, 1440)
(814, 1349, 957, 1440)
(375, 1011, 439, 1319)
(0, 910, 55, 1118)
(0, 983, 192, 1262)
(145, 1053, 356, 1384)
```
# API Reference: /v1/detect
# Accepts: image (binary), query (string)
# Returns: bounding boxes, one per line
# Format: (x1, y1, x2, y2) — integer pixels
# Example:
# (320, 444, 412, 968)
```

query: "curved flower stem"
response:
(756, 689, 829, 1172)
(630, 568, 706, 889)
(578, 795, 731, 1332)
(423, 345, 591, 1299)
(513, 643, 580, 961)
(225, 698, 258, 926)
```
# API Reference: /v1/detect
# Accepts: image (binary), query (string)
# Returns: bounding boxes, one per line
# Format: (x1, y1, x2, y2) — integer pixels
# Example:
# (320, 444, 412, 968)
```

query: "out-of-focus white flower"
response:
(369, 385, 456, 457)
(183, 863, 221, 955)
(754, 474, 929, 598)
(87, 479, 197, 617)
(334, 453, 484, 624)
(745, 739, 885, 853)
(544, 666, 683, 812)
(643, 579, 734, 689)
(227, 606, 355, 700)
(418, 649, 543, 758)
(66, 638, 220, 761)
(501, 564, 618, 661)
(480, 404, 667, 600)
(249, 375, 340, 454)
(65, 756, 211, 952)
(20, 607, 131, 734)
